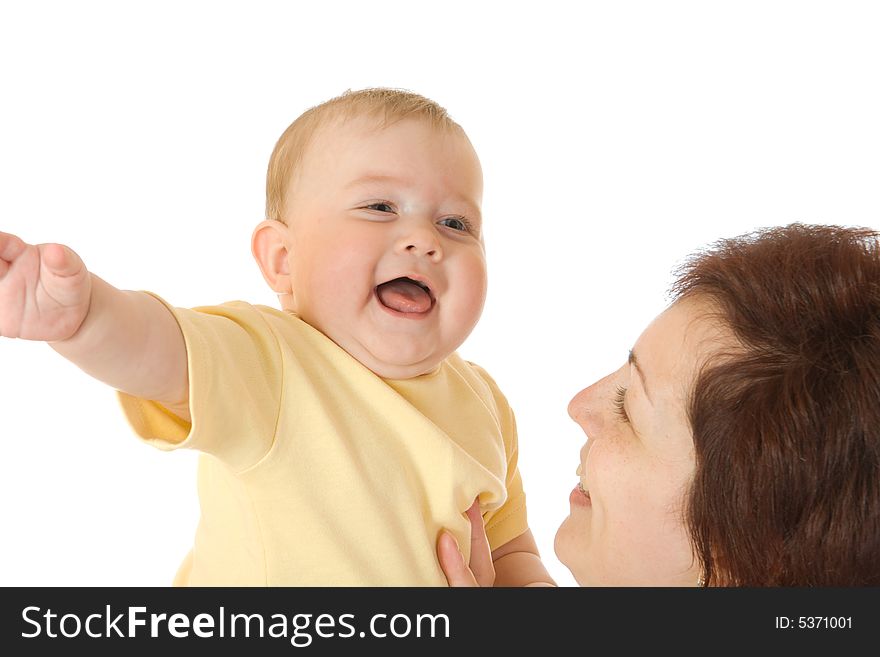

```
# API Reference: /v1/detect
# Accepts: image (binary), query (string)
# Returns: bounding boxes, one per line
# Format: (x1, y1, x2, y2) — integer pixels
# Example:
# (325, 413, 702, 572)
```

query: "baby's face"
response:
(280, 116, 486, 379)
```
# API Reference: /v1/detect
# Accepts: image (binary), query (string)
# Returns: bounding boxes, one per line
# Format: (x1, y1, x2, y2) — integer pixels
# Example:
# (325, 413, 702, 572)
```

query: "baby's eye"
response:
(365, 202, 396, 213)
(612, 385, 630, 423)
(437, 216, 471, 233)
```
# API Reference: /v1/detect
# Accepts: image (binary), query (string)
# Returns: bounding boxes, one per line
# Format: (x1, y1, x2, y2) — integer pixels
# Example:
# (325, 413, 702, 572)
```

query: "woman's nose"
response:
(394, 226, 443, 262)
(567, 385, 594, 425)
(567, 378, 608, 435)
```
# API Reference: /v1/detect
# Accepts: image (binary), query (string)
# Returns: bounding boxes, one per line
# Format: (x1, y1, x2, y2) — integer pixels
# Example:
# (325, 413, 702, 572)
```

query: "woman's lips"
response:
(570, 482, 591, 507)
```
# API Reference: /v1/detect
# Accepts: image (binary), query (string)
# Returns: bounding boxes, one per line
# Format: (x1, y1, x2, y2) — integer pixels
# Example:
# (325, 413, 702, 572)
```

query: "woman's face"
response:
(555, 297, 726, 586)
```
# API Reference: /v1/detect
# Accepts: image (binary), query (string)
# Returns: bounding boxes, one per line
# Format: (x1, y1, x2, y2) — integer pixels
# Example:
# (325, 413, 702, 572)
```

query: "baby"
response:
(0, 88, 553, 586)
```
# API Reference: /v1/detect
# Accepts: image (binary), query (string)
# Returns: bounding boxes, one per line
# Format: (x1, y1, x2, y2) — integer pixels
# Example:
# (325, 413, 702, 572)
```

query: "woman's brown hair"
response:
(673, 223, 880, 585)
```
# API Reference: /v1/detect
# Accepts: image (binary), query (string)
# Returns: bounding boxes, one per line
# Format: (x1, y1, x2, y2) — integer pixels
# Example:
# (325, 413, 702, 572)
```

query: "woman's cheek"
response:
(585, 438, 617, 502)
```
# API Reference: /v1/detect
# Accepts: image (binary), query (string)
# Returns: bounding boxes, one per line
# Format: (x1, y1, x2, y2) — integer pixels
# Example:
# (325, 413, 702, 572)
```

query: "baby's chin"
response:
(317, 319, 465, 379)
(330, 334, 448, 379)
(353, 348, 445, 380)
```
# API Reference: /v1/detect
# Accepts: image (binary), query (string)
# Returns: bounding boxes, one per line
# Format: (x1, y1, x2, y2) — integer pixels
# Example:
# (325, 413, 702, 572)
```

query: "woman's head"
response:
(556, 223, 880, 586)
(680, 223, 880, 586)
(555, 295, 727, 586)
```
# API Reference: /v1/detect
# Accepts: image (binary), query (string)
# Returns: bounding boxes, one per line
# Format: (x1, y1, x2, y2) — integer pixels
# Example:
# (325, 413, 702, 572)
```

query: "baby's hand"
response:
(0, 231, 91, 342)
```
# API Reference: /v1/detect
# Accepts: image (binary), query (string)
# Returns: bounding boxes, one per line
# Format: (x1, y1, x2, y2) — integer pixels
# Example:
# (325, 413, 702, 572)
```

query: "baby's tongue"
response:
(376, 278, 432, 313)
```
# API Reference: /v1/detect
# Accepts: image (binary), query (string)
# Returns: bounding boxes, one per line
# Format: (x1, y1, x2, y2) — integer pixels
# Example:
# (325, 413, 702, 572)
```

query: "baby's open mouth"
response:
(375, 277, 435, 314)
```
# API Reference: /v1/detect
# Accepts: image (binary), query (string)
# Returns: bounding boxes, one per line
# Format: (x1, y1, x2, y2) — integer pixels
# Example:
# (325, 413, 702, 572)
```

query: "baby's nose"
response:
(395, 229, 442, 261)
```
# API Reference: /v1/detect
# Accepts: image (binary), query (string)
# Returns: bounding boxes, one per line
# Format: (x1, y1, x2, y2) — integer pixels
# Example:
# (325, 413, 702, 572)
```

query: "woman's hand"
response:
(437, 499, 495, 587)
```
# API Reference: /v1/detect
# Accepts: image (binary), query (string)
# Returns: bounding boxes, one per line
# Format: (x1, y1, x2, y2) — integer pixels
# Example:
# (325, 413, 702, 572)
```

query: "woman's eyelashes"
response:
(613, 385, 630, 423)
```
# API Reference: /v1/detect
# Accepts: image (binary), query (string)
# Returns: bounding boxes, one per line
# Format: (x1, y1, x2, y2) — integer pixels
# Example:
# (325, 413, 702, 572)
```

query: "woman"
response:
(440, 223, 880, 586)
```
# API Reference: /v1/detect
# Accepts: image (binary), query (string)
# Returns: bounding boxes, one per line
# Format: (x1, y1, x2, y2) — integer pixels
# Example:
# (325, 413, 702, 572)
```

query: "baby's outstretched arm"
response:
(0, 231, 189, 420)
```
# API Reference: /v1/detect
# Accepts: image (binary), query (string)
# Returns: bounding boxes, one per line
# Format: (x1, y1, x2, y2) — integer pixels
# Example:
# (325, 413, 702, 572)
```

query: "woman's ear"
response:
(251, 220, 292, 295)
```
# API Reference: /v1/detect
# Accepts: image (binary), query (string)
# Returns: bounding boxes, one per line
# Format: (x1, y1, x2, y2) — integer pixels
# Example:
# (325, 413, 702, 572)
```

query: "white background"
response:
(1, 0, 878, 587)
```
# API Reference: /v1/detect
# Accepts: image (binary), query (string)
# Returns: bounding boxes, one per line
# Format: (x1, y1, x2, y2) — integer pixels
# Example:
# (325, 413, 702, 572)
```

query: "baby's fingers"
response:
(39, 243, 85, 279)
(0, 232, 27, 271)
(34, 243, 89, 314)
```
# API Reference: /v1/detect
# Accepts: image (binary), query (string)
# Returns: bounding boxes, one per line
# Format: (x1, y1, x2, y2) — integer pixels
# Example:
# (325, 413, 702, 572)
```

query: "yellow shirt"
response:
(118, 300, 527, 585)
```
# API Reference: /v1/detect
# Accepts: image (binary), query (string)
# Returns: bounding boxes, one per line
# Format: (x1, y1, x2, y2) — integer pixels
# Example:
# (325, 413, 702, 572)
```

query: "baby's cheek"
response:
(312, 244, 368, 293)
(456, 256, 488, 313)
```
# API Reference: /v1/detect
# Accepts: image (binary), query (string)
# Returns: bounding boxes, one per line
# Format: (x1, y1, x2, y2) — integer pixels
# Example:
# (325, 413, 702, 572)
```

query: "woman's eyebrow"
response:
(629, 349, 653, 404)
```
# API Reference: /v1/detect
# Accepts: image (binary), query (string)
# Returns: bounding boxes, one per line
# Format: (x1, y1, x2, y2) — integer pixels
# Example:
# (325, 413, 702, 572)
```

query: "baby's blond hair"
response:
(266, 88, 465, 223)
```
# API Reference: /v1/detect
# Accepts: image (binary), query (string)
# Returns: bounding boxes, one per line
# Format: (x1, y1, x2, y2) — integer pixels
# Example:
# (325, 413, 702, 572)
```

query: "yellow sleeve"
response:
(466, 363, 529, 551)
(117, 297, 283, 472)
(484, 405, 528, 550)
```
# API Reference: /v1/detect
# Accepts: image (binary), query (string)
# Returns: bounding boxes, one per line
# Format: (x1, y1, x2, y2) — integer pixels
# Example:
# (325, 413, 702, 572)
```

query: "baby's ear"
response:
(251, 220, 292, 295)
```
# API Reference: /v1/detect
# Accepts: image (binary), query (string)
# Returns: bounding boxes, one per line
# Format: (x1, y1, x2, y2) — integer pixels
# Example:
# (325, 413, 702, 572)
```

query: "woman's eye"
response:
(365, 202, 395, 213)
(613, 385, 630, 423)
(438, 216, 470, 232)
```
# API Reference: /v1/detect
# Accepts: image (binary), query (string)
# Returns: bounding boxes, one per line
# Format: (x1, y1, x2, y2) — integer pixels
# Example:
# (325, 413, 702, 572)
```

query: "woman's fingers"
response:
(437, 499, 497, 587)
(465, 499, 495, 587)
(437, 530, 478, 587)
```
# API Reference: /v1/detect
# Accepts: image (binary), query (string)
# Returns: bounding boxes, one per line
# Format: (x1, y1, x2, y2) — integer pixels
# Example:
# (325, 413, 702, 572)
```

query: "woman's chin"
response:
(553, 517, 579, 574)
(555, 516, 600, 586)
